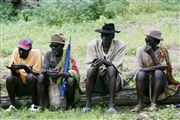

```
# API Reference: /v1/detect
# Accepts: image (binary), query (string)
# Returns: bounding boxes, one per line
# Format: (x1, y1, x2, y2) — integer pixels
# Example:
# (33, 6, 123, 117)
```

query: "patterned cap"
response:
(18, 38, 32, 50)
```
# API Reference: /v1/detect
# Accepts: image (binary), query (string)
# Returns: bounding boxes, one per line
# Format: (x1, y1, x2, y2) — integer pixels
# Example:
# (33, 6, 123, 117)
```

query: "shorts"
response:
(15, 79, 29, 96)
(92, 74, 122, 95)
(143, 73, 167, 97)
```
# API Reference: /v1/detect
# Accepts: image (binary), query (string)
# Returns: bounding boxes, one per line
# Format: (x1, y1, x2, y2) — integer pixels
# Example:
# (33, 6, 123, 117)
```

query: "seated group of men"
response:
(5, 23, 179, 113)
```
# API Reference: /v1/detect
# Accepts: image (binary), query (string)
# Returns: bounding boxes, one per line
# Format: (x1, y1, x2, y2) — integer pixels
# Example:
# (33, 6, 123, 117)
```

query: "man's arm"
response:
(6, 65, 20, 77)
(86, 41, 99, 67)
(141, 64, 167, 72)
(142, 45, 167, 72)
(7, 49, 20, 76)
(31, 49, 42, 75)
(41, 51, 51, 75)
(111, 42, 126, 72)
(8, 64, 33, 74)
(144, 45, 159, 65)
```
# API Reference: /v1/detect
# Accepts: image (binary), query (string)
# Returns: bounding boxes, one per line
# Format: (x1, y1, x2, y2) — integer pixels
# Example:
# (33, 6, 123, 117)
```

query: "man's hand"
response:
(92, 59, 103, 68)
(11, 64, 26, 70)
(144, 45, 160, 65)
(91, 58, 113, 68)
(144, 45, 154, 56)
(102, 59, 113, 67)
(41, 69, 48, 75)
(47, 71, 69, 79)
(12, 64, 32, 73)
(61, 72, 69, 78)
(6, 65, 20, 76)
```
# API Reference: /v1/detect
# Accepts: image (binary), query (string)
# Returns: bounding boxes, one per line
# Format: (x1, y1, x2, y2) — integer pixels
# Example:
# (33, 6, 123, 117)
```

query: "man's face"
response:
(50, 43, 64, 56)
(18, 48, 30, 59)
(145, 37, 160, 48)
(101, 33, 114, 47)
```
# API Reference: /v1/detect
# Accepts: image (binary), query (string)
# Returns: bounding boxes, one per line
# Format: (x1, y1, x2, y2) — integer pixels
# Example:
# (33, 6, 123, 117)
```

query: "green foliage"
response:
(21, 0, 106, 26)
(104, 0, 130, 18)
(160, 0, 180, 11)
(1, 0, 180, 26)
(0, 1, 19, 22)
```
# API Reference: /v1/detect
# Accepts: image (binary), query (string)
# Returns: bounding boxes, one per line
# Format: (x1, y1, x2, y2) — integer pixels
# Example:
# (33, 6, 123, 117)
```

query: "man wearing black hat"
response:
(82, 23, 126, 113)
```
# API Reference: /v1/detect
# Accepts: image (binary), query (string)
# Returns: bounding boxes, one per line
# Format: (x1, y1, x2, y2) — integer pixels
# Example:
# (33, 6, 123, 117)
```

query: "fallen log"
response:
(1, 88, 180, 107)
(82, 87, 180, 106)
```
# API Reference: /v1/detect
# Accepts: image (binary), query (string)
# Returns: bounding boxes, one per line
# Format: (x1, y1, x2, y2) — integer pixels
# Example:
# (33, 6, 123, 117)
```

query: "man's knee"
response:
(154, 69, 163, 78)
(67, 77, 76, 87)
(87, 67, 97, 78)
(136, 71, 146, 81)
(37, 74, 46, 85)
(6, 75, 15, 84)
(26, 73, 36, 83)
(106, 66, 116, 77)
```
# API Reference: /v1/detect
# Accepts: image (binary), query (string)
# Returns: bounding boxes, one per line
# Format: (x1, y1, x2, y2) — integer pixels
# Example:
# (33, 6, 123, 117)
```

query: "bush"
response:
(19, 0, 131, 26)
(0, 1, 19, 22)
(20, 0, 107, 25)
(1, 0, 180, 26)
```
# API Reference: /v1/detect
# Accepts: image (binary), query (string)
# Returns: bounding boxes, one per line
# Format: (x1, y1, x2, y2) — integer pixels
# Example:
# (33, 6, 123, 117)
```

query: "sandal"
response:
(148, 103, 158, 111)
(5, 105, 17, 112)
(130, 105, 143, 113)
(81, 107, 89, 114)
(106, 107, 118, 114)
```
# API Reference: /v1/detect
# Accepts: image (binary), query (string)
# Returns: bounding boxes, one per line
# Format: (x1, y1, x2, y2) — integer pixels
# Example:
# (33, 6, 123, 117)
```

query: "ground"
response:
(0, 14, 180, 119)
(0, 105, 180, 120)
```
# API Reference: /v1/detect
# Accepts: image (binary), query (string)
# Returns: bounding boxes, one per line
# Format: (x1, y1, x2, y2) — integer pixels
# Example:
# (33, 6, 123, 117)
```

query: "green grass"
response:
(1, 11, 179, 56)
(1, 10, 179, 76)
(0, 105, 179, 120)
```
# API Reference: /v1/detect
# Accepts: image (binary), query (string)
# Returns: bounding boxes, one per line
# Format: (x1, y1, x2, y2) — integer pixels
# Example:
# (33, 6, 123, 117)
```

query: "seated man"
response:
(131, 29, 180, 112)
(82, 23, 126, 114)
(6, 38, 42, 111)
(38, 33, 80, 110)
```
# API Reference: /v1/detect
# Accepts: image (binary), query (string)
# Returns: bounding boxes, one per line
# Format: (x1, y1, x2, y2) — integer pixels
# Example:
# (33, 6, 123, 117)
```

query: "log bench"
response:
(1, 88, 180, 107)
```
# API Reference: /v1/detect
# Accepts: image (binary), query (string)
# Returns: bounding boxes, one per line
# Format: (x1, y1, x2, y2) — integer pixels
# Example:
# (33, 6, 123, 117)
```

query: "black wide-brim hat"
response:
(95, 23, 120, 34)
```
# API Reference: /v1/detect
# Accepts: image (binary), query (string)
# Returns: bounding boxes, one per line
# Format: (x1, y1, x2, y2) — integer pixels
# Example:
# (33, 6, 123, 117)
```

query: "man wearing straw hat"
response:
(131, 29, 180, 112)
(37, 33, 80, 110)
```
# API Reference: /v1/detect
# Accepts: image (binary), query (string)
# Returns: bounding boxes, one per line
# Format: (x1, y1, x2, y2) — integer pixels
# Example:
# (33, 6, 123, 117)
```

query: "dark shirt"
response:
(42, 50, 62, 71)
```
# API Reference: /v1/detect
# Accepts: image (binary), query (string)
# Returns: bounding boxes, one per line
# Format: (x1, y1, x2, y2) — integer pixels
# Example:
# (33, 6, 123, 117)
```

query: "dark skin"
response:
(6, 48, 38, 107)
(83, 33, 118, 112)
(135, 36, 167, 108)
(37, 42, 77, 109)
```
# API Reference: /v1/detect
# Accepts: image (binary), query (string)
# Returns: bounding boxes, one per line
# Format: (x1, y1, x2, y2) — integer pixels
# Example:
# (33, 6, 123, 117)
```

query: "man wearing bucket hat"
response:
(82, 23, 126, 114)
(37, 33, 80, 110)
(131, 29, 180, 112)
(6, 38, 42, 111)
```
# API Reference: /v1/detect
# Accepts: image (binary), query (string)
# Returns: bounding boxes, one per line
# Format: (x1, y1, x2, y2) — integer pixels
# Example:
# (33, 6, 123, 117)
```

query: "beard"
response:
(19, 53, 28, 59)
(53, 50, 63, 57)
